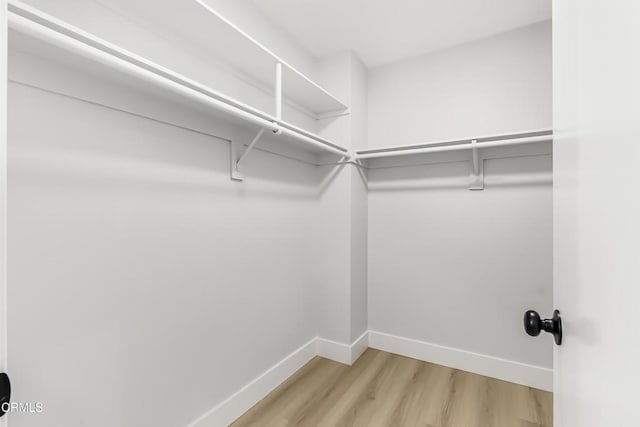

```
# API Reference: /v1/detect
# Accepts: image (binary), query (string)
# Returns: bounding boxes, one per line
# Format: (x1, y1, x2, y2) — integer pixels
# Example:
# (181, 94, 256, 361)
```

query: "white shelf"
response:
(355, 130, 552, 191)
(354, 130, 553, 160)
(84, 0, 349, 118)
(7, 1, 349, 180)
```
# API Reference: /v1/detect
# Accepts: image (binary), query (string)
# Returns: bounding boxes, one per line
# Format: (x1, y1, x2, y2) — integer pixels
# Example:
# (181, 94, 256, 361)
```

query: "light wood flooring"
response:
(232, 349, 552, 427)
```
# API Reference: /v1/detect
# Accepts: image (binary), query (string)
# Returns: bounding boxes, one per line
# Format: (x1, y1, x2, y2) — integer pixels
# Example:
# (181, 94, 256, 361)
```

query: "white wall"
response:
(7, 69, 329, 427)
(314, 51, 368, 344)
(6, 1, 343, 426)
(368, 21, 552, 147)
(367, 22, 554, 371)
(368, 152, 553, 366)
(348, 54, 368, 343)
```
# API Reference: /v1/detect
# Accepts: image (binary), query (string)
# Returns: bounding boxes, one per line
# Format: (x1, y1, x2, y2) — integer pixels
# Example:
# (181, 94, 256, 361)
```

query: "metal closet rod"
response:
(8, 9, 348, 158)
(355, 131, 553, 160)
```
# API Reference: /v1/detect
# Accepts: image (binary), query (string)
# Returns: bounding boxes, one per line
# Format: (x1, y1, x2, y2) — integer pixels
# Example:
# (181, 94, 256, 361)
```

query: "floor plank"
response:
(232, 349, 553, 427)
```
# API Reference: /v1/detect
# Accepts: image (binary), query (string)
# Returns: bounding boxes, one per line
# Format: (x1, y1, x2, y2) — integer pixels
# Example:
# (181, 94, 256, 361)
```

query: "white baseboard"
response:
(316, 337, 351, 365)
(316, 330, 369, 365)
(349, 330, 369, 364)
(190, 330, 551, 426)
(187, 338, 317, 427)
(189, 333, 368, 427)
(368, 330, 553, 392)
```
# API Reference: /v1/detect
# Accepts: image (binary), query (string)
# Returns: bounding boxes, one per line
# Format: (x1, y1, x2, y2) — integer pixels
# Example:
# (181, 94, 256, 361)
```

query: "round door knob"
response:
(0, 373, 10, 418)
(523, 309, 562, 345)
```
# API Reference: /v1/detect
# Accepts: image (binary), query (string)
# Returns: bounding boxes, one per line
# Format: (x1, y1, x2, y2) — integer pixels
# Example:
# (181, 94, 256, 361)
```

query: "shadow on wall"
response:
(9, 82, 349, 201)
(8, 79, 340, 427)
(366, 146, 552, 192)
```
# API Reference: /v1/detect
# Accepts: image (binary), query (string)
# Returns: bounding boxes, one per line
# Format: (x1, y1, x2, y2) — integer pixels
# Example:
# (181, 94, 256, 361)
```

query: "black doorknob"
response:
(0, 372, 10, 417)
(524, 309, 562, 345)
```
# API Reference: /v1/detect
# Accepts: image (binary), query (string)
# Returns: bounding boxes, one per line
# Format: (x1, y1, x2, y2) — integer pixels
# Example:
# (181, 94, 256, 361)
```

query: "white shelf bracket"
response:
(315, 109, 351, 121)
(230, 128, 267, 181)
(469, 139, 484, 190)
(275, 62, 282, 120)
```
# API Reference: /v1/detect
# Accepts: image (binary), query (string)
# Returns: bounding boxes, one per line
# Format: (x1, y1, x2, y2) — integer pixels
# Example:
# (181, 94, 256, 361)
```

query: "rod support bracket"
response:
(231, 128, 268, 181)
(230, 140, 244, 181)
(469, 139, 484, 190)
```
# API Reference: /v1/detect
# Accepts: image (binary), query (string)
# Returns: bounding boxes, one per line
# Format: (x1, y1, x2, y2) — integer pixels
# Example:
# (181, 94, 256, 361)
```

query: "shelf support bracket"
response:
(469, 139, 484, 190)
(315, 109, 351, 121)
(230, 128, 267, 181)
(275, 62, 282, 120)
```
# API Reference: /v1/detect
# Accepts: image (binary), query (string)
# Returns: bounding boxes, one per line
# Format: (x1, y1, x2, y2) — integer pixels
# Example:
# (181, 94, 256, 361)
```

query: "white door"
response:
(0, 0, 8, 424)
(553, 0, 640, 426)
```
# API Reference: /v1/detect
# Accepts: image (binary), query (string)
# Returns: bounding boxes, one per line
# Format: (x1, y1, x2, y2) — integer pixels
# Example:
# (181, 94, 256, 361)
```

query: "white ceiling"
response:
(252, 0, 551, 68)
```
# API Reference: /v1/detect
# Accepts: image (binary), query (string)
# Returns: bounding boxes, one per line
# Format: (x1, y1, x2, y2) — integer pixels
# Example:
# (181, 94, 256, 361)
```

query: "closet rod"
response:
(278, 127, 347, 156)
(355, 133, 552, 160)
(275, 120, 340, 150)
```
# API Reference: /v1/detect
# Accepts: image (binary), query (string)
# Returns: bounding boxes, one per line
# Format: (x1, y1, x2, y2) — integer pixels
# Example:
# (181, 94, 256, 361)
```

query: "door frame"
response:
(1, 0, 8, 419)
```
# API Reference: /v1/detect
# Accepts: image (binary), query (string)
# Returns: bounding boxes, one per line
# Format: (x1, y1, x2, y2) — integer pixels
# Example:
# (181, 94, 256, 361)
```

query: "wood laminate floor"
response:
(232, 349, 552, 427)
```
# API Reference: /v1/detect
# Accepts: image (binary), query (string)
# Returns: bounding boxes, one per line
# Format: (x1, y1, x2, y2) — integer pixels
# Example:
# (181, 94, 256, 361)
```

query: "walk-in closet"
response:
(1, 0, 639, 426)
